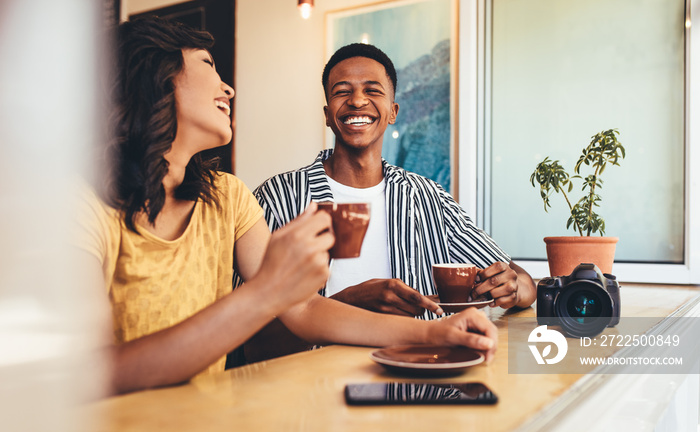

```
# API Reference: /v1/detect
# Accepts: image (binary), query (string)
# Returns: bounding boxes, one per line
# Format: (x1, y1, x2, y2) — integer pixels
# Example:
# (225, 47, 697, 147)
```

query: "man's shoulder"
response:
(254, 159, 328, 204)
(256, 160, 316, 188)
(385, 163, 444, 192)
(257, 151, 330, 191)
(259, 166, 308, 184)
(260, 169, 313, 190)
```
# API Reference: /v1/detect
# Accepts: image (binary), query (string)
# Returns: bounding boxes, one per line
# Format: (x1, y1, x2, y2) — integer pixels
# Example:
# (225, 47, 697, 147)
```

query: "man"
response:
(238, 43, 534, 363)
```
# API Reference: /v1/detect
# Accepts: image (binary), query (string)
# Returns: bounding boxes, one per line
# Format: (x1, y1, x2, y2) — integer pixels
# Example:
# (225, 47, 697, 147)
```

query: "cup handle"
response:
(469, 288, 493, 302)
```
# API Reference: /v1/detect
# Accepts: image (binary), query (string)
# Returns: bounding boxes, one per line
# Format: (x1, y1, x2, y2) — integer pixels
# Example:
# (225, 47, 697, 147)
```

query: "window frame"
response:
(458, 0, 700, 284)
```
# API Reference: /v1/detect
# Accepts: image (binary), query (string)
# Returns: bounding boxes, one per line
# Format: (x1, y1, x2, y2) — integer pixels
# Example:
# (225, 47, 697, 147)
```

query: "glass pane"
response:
(489, 0, 685, 263)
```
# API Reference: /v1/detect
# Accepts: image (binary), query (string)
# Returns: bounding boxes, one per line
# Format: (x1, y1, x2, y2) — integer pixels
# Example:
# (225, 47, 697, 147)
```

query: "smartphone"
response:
(344, 382, 498, 406)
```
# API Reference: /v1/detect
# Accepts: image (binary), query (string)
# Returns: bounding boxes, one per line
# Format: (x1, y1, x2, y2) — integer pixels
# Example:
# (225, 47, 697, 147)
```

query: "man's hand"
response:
(427, 308, 497, 362)
(331, 278, 444, 317)
(471, 261, 536, 309)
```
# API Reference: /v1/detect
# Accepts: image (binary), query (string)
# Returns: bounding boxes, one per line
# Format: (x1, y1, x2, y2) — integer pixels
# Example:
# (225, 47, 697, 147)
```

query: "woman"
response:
(79, 17, 497, 395)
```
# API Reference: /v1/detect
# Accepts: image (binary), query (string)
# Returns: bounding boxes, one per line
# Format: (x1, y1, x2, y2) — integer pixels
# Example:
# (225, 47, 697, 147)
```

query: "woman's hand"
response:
(427, 308, 498, 362)
(253, 202, 335, 310)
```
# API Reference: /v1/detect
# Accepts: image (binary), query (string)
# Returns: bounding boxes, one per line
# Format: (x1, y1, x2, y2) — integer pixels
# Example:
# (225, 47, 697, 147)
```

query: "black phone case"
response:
(344, 382, 498, 406)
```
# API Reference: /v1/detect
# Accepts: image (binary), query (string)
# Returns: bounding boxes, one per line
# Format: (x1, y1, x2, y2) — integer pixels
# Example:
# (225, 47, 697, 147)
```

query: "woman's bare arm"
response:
(104, 205, 333, 394)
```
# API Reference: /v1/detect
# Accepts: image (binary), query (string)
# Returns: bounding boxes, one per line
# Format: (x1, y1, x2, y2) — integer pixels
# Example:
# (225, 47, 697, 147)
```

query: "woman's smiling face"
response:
(172, 49, 234, 153)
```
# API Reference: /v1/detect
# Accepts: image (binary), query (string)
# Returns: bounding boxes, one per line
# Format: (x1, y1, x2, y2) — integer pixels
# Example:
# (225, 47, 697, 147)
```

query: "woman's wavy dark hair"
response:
(107, 16, 222, 232)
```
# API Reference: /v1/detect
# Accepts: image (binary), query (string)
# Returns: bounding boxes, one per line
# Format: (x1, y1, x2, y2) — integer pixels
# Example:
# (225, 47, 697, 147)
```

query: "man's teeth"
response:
(215, 100, 231, 116)
(343, 116, 374, 125)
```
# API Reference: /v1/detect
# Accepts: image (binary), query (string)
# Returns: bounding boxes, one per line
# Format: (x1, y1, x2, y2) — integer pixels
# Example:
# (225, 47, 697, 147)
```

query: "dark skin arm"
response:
(471, 261, 536, 309)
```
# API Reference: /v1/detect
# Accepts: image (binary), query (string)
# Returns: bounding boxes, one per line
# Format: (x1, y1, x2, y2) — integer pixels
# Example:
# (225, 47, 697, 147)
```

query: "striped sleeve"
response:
(253, 151, 333, 232)
(431, 180, 511, 266)
(254, 171, 309, 232)
(385, 169, 506, 318)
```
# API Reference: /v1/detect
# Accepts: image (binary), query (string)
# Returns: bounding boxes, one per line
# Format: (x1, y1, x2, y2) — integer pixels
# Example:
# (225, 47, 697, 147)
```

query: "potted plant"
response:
(530, 129, 625, 276)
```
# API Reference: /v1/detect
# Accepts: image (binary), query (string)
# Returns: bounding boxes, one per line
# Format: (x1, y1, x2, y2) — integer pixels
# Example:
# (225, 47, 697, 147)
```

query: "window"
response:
(459, 0, 699, 283)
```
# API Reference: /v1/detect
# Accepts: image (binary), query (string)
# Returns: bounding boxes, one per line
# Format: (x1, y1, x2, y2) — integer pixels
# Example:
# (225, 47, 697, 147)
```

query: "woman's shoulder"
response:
(70, 177, 123, 262)
(210, 172, 261, 214)
(73, 178, 121, 226)
(209, 172, 263, 234)
(213, 171, 250, 193)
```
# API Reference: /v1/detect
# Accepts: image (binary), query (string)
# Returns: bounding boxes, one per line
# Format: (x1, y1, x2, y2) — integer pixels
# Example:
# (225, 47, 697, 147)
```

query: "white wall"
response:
(235, 0, 370, 189)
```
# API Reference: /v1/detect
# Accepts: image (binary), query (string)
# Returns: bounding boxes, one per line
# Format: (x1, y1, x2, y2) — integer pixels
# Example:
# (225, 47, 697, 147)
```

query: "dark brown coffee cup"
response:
(432, 263, 479, 303)
(317, 202, 370, 259)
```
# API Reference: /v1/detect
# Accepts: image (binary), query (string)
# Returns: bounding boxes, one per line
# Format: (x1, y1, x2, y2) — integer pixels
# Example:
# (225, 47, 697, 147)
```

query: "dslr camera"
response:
(537, 263, 620, 338)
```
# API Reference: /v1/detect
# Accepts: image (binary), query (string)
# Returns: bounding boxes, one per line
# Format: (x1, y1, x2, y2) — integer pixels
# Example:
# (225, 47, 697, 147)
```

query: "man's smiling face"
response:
(323, 56, 399, 152)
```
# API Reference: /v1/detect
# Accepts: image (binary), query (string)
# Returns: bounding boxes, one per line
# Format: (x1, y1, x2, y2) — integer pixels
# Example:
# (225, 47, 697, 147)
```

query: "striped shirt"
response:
(251, 149, 510, 320)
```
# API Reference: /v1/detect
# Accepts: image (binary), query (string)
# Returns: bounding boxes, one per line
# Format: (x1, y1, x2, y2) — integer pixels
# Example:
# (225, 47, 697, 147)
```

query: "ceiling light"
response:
(298, 0, 314, 20)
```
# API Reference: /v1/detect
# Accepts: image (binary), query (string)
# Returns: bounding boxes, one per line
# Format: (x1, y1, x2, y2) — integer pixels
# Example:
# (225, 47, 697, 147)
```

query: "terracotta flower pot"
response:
(543, 236, 618, 277)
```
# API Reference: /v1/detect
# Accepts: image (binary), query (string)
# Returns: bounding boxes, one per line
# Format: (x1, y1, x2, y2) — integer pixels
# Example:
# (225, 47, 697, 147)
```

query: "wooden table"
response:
(84, 284, 700, 431)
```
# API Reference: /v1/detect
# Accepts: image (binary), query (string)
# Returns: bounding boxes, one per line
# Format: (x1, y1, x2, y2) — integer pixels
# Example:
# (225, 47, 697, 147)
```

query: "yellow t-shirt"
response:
(78, 173, 263, 375)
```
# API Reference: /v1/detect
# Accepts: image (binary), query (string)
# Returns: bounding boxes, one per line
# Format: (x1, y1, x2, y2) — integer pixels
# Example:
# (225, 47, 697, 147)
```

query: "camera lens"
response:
(554, 281, 614, 338)
(566, 292, 603, 319)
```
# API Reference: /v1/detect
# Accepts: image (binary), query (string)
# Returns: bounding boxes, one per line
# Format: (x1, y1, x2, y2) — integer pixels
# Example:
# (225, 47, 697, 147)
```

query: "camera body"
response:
(537, 263, 620, 337)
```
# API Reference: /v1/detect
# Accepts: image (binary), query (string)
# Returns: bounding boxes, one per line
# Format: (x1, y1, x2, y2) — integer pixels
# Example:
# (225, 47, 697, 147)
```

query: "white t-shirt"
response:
(324, 176, 392, 297)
